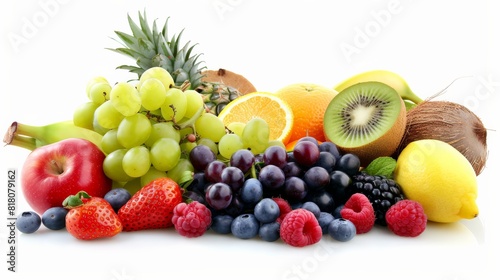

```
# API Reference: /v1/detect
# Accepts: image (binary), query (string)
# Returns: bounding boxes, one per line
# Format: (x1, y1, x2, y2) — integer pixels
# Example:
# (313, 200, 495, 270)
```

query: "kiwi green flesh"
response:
(324, 81, 402, 148)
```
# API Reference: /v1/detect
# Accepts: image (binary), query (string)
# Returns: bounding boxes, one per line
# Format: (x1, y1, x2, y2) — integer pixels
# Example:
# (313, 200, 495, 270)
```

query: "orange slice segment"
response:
(218, 92, 294, 144)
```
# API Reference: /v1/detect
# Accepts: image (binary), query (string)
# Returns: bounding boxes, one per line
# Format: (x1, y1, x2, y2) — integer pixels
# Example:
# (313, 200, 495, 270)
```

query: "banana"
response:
(334, 69, 424, 104)
(4, 120, 103, 151)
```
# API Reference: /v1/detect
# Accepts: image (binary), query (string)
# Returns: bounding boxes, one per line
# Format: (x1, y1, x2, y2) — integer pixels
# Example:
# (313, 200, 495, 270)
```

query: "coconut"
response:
(201, 68, 257, 94)
(395, 100, 487, 175)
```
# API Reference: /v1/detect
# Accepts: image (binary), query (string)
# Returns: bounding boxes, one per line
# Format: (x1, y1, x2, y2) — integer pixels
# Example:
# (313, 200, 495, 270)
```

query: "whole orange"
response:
(274, 83, 337, 143)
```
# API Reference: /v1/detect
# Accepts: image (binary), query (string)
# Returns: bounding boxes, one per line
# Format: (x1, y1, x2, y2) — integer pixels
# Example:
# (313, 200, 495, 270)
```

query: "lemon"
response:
(394, 139, 478, 223)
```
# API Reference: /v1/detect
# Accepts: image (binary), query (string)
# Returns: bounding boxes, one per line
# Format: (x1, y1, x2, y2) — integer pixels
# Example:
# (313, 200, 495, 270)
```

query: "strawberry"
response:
(118, 177, 182, 231)
(63, 191, 122, 240)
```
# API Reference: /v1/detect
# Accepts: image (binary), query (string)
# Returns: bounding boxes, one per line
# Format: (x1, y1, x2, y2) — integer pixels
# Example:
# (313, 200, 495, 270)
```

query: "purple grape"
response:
(258, 165, 285, 190)
(303, 166, 330, 191)
(319, 141, 341, 161)
(205, 160, 227, 183)
(187, 172, 209, 194)
(229, 149, 255, 173)
(336, 153, 361, 177)
(283, 176, 308, 202)
(221, 166, 245, 192)
(293, 141, 320, 167)
(313, 151, 337, 173)
(190, 145, 216, 171)
(297, 136, 320, 147)
(183, 190, 206, 204)
(205, 182, 233, 210)
(282, 161, 303, 178)
(263, 145, 288, 168)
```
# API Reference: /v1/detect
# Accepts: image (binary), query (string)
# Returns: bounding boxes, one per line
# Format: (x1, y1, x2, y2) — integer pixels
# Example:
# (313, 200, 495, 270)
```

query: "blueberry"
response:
(333, 204, 344, 219)
(16, 211, 41, 234)
(259, 222, 281, 242)
(301, 201, 321, 218)
(42, 207, 68, 230)
(104, 188, 132, 212)
(211, 214, 234, 234)
(317, 212, 335, 234)
(231, 214, 259, 239)
(240, 178, 263, 205)
(328, 218, 356, 242)
(254, 198, 280, 223)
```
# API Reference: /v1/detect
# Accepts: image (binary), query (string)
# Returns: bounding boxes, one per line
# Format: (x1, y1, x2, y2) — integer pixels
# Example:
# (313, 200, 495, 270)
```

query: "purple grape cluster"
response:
(185, 137, 364, 229)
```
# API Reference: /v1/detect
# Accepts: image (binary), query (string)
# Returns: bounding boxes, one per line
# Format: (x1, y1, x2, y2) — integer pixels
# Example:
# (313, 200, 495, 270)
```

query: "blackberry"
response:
(348, 172, 405, 226)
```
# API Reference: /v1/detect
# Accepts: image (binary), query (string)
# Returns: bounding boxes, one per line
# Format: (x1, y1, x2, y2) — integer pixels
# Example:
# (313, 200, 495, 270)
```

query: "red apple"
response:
(21, 138, 112, 214)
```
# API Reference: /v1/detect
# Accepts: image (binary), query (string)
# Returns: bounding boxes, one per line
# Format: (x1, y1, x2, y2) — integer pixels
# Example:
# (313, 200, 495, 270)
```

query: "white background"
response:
(1, 0, 499, 279)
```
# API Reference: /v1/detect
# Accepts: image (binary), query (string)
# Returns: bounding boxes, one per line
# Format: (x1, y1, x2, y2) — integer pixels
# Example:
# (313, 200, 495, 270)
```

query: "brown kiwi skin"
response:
(332, 97, 406, 167)
(201, 68, 257, 94)
(394, 100, 487, 176)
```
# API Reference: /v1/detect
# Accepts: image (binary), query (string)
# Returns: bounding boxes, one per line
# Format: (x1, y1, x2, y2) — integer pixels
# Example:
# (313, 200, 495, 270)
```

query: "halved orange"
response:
(218, 92, 294, 144)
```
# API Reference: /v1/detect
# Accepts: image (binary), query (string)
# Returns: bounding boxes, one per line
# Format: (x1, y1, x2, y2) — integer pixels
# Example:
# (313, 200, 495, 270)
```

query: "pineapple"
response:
(110, 11, 244, 115)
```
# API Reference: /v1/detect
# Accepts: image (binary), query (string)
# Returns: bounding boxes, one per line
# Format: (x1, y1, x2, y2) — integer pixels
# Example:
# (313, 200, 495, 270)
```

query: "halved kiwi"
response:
(323, 81, 406, 166)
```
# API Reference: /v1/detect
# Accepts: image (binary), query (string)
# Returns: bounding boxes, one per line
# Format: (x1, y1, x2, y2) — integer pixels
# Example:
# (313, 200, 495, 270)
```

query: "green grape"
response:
(242, 117, 270, 154)
(161, 88, 187, 122)
(123, 177, 142, 195)
(86, 76, 109, 98)
(103, 149, 134, 182)
(166, 158, 194, 184)
(117, 114, 152, 148)
(184, 89, 204, 118)
(94, 100, 125, 129)
(150, 138, 181, 171)
(218, 134, 244, 159)
(122, 146, 151, 178)
(197, 138, 218, 156)
(110, 82, 142, 116)
(138, 67, 174, 92)
(194, 113, 226, 143)
(139, 78, 167, 111)
(144, 122, 181, 148)
(101, 129, 124, 155)
(267, 140, 286, 149)
(227, 122, 246, 137)
(73, 101, 99, 130)
(88, 82, 112, 105)
(92, 114, 110, 135)
(180, 141, 197, 155)
(140, 166, 168, 187)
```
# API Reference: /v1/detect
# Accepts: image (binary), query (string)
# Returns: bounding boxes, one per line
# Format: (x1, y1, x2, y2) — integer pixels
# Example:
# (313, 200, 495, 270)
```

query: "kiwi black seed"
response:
(323, 81, 406, 167)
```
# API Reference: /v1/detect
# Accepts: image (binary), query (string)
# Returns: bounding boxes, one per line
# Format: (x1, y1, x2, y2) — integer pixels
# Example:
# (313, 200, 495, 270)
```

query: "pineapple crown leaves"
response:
(109, 11, 206, 89)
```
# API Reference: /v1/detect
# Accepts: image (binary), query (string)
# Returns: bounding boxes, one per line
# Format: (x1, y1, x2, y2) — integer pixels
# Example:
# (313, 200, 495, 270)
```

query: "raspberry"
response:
(280, 209, 322, 247)
(385, 200, 427, 237)
(272, 197, 292, 224)
(340, 193, 375, 234)
(172, 201, 212, 238)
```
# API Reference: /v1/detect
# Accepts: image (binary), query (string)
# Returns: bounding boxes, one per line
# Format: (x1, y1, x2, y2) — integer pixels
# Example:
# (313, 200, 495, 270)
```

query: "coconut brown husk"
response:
(201, 68, 257, 94)
(395, 100, 487, 175)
